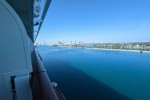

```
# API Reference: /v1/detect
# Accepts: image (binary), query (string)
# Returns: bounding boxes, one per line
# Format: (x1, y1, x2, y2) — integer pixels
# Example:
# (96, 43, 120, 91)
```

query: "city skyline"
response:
(36, 0, 150, 43)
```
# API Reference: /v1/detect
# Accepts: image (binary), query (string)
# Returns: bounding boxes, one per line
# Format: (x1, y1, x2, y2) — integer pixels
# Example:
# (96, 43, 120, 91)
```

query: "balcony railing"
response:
(33, 0, 51, 42)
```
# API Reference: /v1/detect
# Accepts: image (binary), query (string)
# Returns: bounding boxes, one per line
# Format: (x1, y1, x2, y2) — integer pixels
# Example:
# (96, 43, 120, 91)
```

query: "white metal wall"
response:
(0, 0, 33, 100)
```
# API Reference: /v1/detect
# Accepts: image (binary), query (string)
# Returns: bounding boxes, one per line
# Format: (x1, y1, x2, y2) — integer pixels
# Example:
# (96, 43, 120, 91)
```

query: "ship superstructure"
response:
(0, 0, 64, 100)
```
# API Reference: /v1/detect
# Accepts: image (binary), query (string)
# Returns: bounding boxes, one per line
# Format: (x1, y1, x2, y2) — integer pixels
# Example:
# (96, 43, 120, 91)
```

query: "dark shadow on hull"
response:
(44, 57, 131, 100)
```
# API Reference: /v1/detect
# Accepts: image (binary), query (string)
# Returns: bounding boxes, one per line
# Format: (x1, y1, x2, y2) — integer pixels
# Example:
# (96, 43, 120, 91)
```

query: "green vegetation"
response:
(92, 42, 150, 51)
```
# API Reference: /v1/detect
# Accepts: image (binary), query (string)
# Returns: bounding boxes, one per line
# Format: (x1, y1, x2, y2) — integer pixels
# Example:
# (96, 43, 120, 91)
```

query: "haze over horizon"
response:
(36, 0, 150, 43)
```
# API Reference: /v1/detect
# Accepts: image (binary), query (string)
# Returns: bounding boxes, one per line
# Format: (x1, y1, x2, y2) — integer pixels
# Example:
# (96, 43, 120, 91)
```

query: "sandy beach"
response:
(86, 47, 150, 53)
(57, 46, 150, 53)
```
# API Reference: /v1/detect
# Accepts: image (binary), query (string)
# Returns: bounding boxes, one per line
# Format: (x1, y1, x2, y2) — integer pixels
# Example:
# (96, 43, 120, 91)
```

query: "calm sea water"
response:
(37, 46, 150, 100)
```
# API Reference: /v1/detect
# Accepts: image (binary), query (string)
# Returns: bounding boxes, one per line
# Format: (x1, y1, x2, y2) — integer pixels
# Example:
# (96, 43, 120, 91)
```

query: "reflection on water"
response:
(37, 46, 150, 100)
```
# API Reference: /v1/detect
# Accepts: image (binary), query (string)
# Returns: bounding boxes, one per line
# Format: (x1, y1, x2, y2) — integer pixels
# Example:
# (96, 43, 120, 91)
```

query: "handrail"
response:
(31, 50, 59, 100)
(34, 0, 52, 42)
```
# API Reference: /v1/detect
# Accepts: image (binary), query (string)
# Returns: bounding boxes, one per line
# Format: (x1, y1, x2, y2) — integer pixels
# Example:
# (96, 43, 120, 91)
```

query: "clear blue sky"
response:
(36, 0, 150, 43)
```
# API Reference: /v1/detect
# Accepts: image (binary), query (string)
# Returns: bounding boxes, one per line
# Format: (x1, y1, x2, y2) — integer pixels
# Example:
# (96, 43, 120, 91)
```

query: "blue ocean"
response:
(37, 46, 150, 100)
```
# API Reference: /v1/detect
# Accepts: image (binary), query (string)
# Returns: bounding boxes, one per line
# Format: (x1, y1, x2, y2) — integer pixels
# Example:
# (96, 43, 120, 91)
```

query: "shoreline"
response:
(56, 46, 150, 53)
(46, 45, 150, 53)
(85, 47, 150, 53)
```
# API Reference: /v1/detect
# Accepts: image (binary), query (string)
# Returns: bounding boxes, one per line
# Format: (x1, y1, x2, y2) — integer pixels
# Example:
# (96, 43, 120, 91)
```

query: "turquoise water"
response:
(37, 46, 150, 100)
